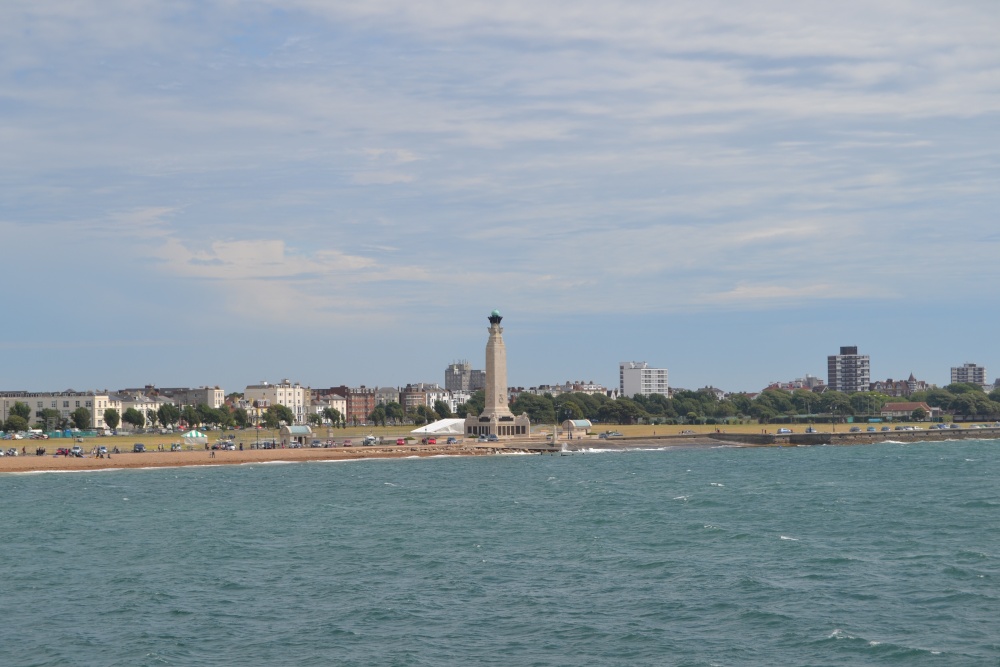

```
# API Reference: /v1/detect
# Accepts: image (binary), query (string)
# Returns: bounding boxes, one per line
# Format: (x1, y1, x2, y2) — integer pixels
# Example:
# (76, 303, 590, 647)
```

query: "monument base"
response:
(464, 413, 531, 438)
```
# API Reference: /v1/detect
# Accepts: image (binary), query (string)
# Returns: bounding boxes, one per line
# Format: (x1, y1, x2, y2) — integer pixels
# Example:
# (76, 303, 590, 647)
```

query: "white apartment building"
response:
(619, 361, 669, 398)
(244, 379, 308, 424)
(951, 363, 986, 387)
(827, 346, 871, 393)
(112, 392, 176, 429)
(310, 394, 347, 422)
(1, 391, 119, 430)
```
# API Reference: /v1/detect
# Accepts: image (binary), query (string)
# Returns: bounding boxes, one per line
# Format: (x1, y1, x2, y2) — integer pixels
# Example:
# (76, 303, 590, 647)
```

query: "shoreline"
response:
(0, 444, 498, 474)
(4, 428, 998, 474)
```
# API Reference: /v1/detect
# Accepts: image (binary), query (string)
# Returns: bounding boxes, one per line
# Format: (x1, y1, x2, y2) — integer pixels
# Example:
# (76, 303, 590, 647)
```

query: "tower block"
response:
(465, 310, 531, 439)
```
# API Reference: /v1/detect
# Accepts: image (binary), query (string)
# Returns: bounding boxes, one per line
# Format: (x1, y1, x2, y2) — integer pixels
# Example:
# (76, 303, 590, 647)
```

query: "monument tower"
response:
(465, 310, 531, 439)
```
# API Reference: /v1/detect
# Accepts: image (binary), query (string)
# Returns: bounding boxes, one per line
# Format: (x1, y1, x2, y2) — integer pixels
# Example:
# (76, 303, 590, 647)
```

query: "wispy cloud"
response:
(1, 0, 998, 389)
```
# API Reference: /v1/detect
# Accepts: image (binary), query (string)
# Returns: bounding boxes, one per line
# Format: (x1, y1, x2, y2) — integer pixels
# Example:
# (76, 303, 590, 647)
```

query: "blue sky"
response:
(2, 1, 998, 394)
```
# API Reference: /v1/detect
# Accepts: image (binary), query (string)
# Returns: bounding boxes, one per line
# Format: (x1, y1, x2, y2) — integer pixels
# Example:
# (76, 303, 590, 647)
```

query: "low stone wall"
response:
(708, 427, 1000, 447)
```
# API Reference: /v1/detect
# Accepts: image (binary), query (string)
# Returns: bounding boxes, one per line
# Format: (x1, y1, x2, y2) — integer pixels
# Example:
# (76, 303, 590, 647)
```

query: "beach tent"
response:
(182, 429, 208, 445)
(410, 418, 466, 436)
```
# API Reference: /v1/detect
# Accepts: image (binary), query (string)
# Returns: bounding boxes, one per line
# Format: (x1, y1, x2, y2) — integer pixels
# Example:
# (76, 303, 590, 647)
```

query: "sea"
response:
(1, 440, 998, 666)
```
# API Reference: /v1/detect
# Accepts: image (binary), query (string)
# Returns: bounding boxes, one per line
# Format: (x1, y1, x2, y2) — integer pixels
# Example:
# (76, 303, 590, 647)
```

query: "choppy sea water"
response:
(1, 440, 998, 666)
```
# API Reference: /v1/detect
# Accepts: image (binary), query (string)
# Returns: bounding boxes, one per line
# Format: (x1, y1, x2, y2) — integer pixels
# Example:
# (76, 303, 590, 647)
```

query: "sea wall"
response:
(708, 427, 1000, 447)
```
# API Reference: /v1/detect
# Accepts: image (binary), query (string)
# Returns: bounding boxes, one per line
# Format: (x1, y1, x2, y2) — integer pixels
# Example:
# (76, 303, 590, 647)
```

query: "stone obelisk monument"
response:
(465, 310, 531, 439)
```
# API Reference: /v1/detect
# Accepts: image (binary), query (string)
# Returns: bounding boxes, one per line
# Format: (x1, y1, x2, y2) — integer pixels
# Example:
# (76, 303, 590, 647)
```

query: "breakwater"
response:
(600, 426, 1000, 448)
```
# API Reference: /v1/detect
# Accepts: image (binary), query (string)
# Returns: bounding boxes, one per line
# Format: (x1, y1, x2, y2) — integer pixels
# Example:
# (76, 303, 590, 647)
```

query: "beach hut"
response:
(561, 419, 592, 438)
(182, 429, 209, 446)
(279, 424, 313, 447)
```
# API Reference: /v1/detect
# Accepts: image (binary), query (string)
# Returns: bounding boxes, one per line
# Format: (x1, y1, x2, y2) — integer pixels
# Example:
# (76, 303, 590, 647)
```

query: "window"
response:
(37, 401, 43, 408)
(63, 401, 69, 408)
(52, 401, 57, 408)
(76, 401, 81, 408)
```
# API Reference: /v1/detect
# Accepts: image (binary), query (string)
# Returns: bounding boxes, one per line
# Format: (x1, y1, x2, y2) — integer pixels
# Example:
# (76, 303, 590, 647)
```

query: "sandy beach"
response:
(0, 444, 498, 474)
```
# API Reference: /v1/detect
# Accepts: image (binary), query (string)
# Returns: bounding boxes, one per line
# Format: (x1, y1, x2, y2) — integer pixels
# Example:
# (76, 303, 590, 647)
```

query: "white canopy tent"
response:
(182, 429, 208, 445)
(410, 418, 466, 436)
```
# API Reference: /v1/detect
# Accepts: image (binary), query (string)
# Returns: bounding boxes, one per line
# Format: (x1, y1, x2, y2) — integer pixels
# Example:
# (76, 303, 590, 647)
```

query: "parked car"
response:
(396, 438, 406, 445)
(477, 435, 488, 442)
(342, 439, 352, 446)
(805, 427, 817, 433)
(487, 434, 499, 442)
(777, 428, 792, 434)
(881, 426, 891, 431)
(70, 445, 84, 457)
(949, 423, 961, 429)
(133, 443, 146, 453)
(867, 426, 876, 432)
(422, 437, 437, 445)
(849, 426, 861, 432)
(446, 437, 458, 444)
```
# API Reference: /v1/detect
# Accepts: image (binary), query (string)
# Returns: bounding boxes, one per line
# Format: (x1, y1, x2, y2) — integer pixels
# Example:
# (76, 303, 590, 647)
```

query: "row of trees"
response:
(7, 382, 998, 434)
(460, 382, 1000, 426)
(3, 402, 95, 433)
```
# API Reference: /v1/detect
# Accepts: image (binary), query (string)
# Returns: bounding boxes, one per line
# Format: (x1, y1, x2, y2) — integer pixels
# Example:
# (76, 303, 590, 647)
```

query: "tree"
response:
(820, 391, 853, 417)
(215, 404, 236, 430)
(232, 407, 250, 428)
(273, 404, 295, 425)
(433, 400, 453, 419)
(456, 390, 485, 418)
(369, 405, 387, 427)
(122, 407, 145, 430)
(754, 390, 795, 415)
(790, 389, 817, 415)
(104, 408, 121, 431)
(413, 404, 437, 426)
(262, 405, 295, 429)
(38, 408, 61, 431)
(9, 401, 31, 421)
(4, 415, 28, 432)
(71, 407, 92, 429)
(384, 402, 405, 425)
(322, 407, 344, 428)
(307, 412, 323, 427)
(556, 399, 585, 421)
(946, 382, 984, 395)
(911, 407, 927, 421)
(261, 408, 280, 430)
(181, 405, 200, 428)
(158, 404, 181, 428)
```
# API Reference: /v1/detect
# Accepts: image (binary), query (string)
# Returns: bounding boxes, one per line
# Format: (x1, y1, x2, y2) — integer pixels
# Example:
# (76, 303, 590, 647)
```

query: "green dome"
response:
(491, 309, 501, 318)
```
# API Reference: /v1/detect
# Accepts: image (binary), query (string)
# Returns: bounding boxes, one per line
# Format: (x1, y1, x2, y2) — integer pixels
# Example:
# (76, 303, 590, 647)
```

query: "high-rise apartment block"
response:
(951, 363, 986, 386)
(445, 361, 485, 392)
(827, 346, 870, 393)
(619, 361, 669, 397)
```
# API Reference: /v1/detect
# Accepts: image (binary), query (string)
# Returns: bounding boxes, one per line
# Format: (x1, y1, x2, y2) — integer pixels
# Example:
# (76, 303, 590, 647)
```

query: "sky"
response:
(2, 1, 999, 394)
